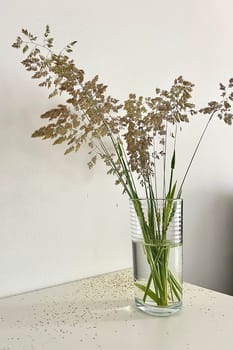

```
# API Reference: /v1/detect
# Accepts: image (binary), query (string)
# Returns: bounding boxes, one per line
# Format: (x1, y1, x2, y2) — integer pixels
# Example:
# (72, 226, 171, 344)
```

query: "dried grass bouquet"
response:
(12, 26, 233, 312)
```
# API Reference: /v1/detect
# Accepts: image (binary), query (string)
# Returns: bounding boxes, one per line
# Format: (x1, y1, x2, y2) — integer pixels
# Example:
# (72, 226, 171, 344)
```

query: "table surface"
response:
(0, 268, 232, 350)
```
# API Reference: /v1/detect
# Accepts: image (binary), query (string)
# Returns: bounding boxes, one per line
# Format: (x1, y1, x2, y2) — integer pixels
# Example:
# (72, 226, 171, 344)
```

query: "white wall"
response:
(1, 0, 233, 297)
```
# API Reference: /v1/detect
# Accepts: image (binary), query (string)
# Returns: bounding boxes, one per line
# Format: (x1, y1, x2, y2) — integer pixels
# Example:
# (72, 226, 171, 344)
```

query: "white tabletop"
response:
(0, 268, 232, 350)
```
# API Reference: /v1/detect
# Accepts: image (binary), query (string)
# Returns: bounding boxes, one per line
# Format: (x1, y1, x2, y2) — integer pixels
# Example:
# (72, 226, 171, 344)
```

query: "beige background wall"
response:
(1, 0, 233, 297)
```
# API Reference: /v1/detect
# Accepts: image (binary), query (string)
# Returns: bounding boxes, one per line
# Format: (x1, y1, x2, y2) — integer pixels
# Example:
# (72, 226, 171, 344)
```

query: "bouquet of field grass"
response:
(12, 26, 233, 315)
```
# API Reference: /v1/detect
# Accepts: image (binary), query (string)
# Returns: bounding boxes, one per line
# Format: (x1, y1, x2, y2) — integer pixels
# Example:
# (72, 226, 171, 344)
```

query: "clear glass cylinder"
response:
(130, 198, 183, 316)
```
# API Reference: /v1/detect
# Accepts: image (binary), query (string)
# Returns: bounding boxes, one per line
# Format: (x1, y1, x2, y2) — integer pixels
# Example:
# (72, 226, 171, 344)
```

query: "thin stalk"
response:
(162, 247, 169, 304)
(94, 116, 138, 198)
(135, 282, 160, 304)
(143, 178, 151, 230)
(169, 270, 182, 295)
(153, 135, 159, 200)
(95, 137, 132, 198)
(143, 246, 165, 302)
(116, 142, 137, 198)
(143, 176, 157, 242)
(163, 121, 168, 199)
(144, 244, 164, 295)
(167, 124, 177, 197)
(169, 279, 181, 302)
(148, 177, 161, 239)
(168, 275, 174, 302)
(119, 139, 138, 195)
(21, 39, 53, 54)
(177, 111, 215, 197)
(107, 131, 138, 200)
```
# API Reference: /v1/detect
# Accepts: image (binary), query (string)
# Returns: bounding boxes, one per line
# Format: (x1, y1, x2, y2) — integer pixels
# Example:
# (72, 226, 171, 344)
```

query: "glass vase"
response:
(130, 198, 183, 316)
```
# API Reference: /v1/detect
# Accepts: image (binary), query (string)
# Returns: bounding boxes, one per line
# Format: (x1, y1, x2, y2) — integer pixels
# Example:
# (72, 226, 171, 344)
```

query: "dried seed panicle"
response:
(12, 26, 233, 190)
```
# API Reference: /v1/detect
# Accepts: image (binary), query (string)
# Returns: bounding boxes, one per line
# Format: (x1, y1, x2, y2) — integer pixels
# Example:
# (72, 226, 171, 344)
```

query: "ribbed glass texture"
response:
(130, 198, 183, 316)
